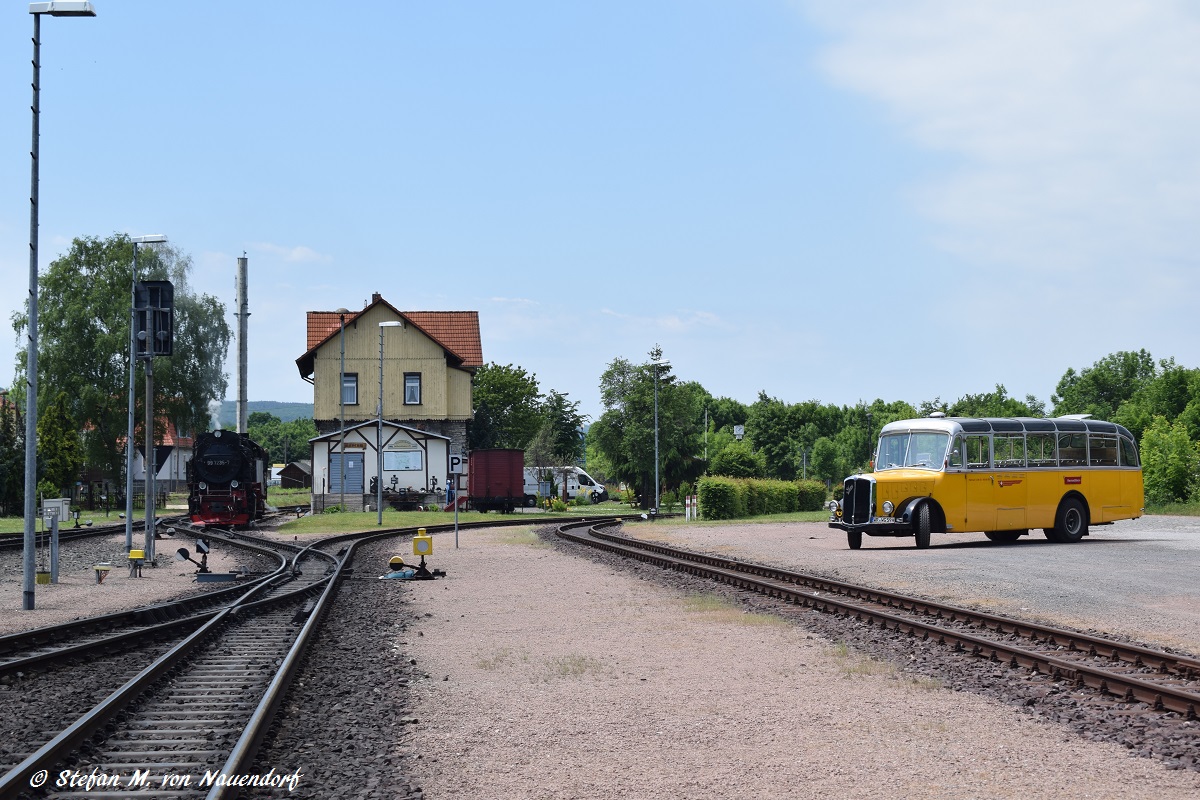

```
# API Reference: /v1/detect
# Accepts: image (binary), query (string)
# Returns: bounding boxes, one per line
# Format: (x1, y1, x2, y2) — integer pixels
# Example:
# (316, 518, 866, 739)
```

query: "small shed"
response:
(279, 460, 313, 489)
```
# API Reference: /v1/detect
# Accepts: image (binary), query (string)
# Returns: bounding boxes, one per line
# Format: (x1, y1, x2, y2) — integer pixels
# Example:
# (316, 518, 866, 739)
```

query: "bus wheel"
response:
(985, 530, 1024, 544)
(847, 531, 862, 550)
(914, 503, 931, 549)
(1052, 498, 1088, 543)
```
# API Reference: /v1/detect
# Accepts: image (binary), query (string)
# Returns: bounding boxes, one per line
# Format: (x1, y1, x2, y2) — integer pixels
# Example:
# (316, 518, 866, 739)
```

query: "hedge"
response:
(697, 476, 828, 520)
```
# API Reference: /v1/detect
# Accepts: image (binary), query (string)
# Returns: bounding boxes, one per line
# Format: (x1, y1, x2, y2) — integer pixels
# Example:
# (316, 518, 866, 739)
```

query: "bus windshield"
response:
(876, 431, 950, 471)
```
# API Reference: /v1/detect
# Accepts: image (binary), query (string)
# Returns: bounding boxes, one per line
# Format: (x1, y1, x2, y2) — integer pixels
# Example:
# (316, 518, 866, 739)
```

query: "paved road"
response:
(647, 514, 1200, 654)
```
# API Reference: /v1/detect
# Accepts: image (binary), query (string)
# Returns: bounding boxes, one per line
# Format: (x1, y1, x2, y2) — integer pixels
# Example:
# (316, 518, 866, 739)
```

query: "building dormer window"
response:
(342, 373, 359, 405)
(404, 373, 421, 405)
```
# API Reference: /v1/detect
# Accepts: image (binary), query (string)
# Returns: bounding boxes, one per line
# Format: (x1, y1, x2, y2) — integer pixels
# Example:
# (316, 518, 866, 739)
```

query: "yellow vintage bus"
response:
(828, 414, 1143, 549)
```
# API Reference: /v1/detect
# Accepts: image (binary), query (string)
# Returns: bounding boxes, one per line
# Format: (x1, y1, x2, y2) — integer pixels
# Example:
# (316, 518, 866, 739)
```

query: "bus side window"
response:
(1058, 433, 1086, 466)
(1089, 435, 1118, 467)
(1120, 437, 1140, 467)
(1027, 432, 1055, 467)
(947, 435, 963, 468)
(966, 435, 990, 469)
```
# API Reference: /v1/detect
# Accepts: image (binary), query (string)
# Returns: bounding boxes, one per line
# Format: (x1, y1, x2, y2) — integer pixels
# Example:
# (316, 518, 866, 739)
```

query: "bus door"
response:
(992, 433, 1028, 529)
(964, 434, 995, 531)
(1088, 433, 1123, 521)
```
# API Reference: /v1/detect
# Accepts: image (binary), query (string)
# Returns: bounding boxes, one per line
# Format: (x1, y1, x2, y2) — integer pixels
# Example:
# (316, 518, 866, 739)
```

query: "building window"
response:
(342, 373, 358, 405)
(404, 373, 421, 405)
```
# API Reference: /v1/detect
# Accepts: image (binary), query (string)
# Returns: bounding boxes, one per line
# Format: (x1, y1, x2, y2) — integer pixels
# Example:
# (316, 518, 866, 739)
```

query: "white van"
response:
(523, 466, 608, 506)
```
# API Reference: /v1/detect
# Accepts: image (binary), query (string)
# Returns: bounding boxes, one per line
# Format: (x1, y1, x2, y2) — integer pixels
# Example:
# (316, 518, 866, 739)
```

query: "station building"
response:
(295, 293, 481, 511)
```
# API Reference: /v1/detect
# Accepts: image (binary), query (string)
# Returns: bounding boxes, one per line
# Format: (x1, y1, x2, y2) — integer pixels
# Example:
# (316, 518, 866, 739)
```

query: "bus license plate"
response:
(872, 516, 896, 524)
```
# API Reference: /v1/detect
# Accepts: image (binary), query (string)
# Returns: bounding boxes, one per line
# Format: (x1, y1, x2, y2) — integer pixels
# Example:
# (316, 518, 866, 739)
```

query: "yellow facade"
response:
(311, 304, 472, 423)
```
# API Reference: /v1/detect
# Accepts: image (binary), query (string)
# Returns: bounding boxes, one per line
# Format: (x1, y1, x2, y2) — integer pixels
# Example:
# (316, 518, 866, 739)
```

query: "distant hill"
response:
(219, 400, 313, 427)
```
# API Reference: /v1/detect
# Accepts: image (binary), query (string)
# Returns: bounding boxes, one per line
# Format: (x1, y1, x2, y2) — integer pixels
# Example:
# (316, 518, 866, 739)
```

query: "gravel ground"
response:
(401, 518, 1200, 800)
(7, 516, 1200, 799)
(0, 530, 246, 635)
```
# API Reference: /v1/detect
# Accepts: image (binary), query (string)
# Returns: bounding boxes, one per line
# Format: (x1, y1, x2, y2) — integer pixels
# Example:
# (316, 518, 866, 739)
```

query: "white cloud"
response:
(248, 242, 331, 263)
(805, 1, 1200, 283)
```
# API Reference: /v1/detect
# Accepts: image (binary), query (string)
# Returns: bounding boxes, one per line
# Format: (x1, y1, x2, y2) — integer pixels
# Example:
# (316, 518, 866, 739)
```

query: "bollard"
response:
(94, 564, 112, 584)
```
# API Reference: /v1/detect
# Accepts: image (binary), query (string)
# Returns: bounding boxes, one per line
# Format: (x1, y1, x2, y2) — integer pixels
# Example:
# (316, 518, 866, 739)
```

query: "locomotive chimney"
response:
(236, 255, 249, 434)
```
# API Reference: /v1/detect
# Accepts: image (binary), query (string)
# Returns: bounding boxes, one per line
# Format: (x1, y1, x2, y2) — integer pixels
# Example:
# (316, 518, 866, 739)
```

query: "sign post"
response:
(448, 453, 465, 548)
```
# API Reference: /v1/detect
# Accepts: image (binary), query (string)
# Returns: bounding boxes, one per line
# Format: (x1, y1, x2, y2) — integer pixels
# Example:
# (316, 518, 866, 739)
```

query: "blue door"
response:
(329, 453, 364, 493)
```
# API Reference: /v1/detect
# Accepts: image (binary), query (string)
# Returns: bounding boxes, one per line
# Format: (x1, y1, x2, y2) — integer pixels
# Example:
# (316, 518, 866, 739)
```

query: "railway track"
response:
(0, 516, 556, 798)
(557, 519, 1200, 719)
(0, 533, 293, 679)
(0, 534, 359, 800)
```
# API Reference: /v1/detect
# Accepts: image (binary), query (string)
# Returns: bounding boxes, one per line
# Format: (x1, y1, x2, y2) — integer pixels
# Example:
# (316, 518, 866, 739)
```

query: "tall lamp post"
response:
(23, 1, 97, 611)
(651, 356, 670, 513)
(125, 235, 166, 553)
(377, 321, 402, 526)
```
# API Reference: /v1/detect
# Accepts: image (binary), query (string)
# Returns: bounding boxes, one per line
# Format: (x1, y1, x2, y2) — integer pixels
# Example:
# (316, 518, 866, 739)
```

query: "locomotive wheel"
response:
(914, 503, 931, 549)
(1050, 498, 1088, 543)
(847, 531, 862, 550)
(985, 530, 1024, 544)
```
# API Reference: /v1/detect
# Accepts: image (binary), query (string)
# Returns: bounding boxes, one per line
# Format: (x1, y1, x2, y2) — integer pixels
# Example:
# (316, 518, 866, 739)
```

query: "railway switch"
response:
(128, 549, 144, 578)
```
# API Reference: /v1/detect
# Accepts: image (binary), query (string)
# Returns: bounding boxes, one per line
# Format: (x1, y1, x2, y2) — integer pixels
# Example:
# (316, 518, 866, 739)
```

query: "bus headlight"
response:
(882, 500, 894, 515)
(828, 500, 839, 513)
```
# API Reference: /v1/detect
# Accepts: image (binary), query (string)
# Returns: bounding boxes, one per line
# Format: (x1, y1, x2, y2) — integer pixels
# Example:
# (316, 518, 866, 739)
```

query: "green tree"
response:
(947, 384, 1044, 418)
(36, 391, 82, 498)
(747, 392, 798, 480)
(1051, 350, 1156, 419)
(1113, 358, 1200, 442)
(539, 390, 586, 464)
(469, 363, 543, 450)
(11, 235, 231, 489)
(809, 436, 839, 485)
(0, 393, 24, 515)
(1140, 416, 1200, 505)
(708, 440, 764, 478)
(590, 348, 705, 507)
(247, 412, 317, 464)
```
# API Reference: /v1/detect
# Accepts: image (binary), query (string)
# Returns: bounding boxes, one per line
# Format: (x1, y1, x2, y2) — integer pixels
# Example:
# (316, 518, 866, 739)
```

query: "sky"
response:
(3, 0, 1199, 423)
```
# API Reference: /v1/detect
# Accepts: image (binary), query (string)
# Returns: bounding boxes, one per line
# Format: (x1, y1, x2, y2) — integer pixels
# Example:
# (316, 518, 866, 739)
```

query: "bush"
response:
(795, 479, 827, 511)
(551, 499, 569, 512)
(698, 476, 827, 519)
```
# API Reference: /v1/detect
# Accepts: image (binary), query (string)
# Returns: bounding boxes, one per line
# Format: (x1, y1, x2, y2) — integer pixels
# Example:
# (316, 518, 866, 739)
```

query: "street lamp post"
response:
(377, 321, 402, 526)
(652, 357, 672, 513)
(125, 235, 166, 553)
(23, 1, 96, 611)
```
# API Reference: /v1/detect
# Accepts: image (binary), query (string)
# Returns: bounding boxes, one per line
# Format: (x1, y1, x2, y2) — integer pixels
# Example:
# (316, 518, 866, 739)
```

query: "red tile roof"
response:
(297, 297, 483, 378)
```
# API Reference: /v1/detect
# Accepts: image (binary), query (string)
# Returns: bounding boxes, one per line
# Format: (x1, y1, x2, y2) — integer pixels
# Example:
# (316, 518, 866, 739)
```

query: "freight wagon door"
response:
(329, 453, 364, 493)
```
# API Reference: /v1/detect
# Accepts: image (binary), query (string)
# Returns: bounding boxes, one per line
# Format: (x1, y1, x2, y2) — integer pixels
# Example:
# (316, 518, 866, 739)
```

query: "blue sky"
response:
(3, 1, 1199, 423)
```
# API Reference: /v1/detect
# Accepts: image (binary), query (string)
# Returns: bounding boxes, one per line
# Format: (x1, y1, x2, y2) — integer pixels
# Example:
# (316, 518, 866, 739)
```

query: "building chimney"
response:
(371, 292, 382, 304)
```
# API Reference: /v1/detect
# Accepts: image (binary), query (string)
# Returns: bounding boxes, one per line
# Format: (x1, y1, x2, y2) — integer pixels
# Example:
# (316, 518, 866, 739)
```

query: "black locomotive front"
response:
(188, 430, 268, 527)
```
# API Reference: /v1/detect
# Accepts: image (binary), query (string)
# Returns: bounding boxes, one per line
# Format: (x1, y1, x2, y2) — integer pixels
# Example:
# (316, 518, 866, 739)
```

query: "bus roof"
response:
(879, 416, 1134, 441)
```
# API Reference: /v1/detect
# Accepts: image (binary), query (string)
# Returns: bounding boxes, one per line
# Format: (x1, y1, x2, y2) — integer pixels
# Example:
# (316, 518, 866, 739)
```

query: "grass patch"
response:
(476, 647, 528, 671)
(679, 592, 788, 627)
(1146, 501, 1200, 516)
(268, 487, 312, 507)
(828, 641, 944, 689)
(626, 509, 831, 527)
(491, 526, 549, 548)
(829, 641, 898, 679)
(544, 654, 607, 679)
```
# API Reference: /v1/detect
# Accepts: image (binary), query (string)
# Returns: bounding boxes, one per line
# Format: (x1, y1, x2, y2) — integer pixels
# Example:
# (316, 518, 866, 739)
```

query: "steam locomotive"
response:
(187, 429, 269, 528)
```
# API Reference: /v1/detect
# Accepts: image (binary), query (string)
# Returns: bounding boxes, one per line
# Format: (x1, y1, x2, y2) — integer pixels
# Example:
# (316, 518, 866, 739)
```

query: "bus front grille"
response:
(843, 478, 874, 524)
